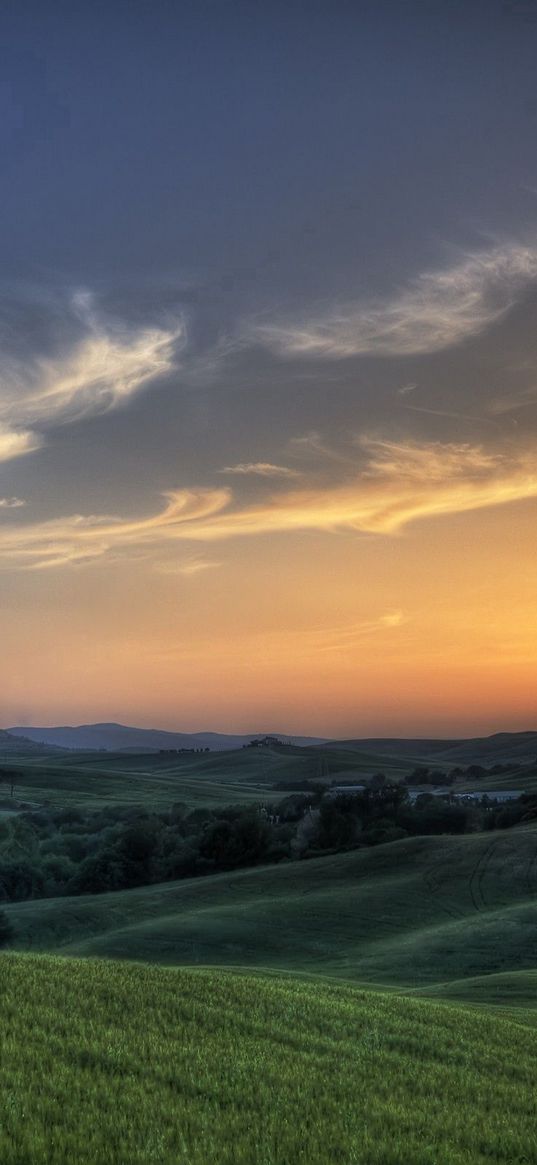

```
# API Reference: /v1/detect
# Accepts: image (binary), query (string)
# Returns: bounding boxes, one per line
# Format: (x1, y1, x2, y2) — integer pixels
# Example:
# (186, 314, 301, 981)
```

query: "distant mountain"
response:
(7, 723, 327, 753)
(324, 732, 537, 766)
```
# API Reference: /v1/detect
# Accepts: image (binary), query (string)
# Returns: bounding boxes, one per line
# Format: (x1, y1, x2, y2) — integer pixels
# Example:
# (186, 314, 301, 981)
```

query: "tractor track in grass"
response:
(525, 836, 537, 898)
(469, 839, 506, 913)
(420, 855, 466, 921)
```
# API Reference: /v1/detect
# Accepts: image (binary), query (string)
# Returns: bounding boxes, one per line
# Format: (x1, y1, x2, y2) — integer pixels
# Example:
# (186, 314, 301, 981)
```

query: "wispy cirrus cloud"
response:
(2, 437, 537, 568)
(156, 554, 222, 576)
(489, 385, 537, 415)
(0, 290, 184, 463)
(220, 462, 301, 478)
(310, 610, 409, 654)
(248, 242, 537, 358)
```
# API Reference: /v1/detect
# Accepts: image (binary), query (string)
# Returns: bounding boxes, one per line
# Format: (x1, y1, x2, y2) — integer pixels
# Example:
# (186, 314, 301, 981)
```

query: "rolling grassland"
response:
(3, 740, 534, 813)
(1, 742, 406, 810)
(7, 826, 537, 1004)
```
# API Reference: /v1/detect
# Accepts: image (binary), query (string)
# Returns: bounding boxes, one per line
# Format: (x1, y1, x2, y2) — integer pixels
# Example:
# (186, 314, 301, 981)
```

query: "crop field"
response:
(1, 954, 536, 1165)
(7, 825, 537, 1006)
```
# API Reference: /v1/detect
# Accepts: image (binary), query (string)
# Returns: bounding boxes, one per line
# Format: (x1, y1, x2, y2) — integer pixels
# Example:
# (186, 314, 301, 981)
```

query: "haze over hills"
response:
(5, 723, 537, 762)
(6, 722, 327, 753)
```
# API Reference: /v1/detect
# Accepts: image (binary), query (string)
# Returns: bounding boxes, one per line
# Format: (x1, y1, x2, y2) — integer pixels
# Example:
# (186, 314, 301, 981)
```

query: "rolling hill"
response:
(9, 723, 537, 763)
(0, 730, 61, 757)
(7, 825, 537, 1004)
(0, 740, 416, 811)
(324, 731, 537, 765)
(1, 954, 536, 1165)
(7, 722, 326, 752)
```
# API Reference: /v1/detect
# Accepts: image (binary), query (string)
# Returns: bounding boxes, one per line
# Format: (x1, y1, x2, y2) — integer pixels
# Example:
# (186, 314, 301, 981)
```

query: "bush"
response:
(200, 813, 270, 869)
(0, 861, 44, 902)
(0, 909, 14, 947)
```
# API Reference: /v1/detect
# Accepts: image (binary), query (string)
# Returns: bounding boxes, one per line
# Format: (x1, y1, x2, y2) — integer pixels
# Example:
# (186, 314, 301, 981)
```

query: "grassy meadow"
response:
(3, 735, 536, 816)
(0, 741, 411, 811)
(3, 737, 537, 1162)
(1, 954, 537, 1165)
(6, 825, 537, 1004)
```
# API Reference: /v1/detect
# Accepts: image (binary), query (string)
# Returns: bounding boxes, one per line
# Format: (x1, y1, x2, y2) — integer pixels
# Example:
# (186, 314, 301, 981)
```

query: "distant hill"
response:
(324, 731, 537, 765)
(0, 729, 61, 757)
(6, 722, 327, 753)
(323, 737, 465, 757)
(433, 731, 537, 765)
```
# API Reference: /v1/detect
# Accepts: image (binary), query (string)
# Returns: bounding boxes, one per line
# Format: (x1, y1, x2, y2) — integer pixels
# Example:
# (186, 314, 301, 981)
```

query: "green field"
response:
(1, 954, 536, 1165)
(4, 741, 537, 1162)
(3, 735, 536, 814)
(1, 741, 419, 811)
(3, 722, 537, 817)
(7, 825, 537, 1007)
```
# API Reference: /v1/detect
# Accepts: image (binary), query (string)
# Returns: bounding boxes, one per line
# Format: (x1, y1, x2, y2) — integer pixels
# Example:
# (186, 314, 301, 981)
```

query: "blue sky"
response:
(2, 1, 537, 733)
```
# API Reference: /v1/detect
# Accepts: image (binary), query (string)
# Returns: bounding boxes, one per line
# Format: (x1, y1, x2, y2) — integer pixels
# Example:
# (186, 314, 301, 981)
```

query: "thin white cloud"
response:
(0, 496, 26, 509)
(0, 290, 184, 463)
(2, 437, 537, 568)
(403, 404, 490, 424)
(0, 423, 42, 464)
(220, 462, 301, 478)
(249, 242, 537, 358)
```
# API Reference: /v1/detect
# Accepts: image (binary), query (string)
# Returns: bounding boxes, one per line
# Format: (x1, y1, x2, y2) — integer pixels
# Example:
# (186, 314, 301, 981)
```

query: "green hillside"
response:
(0, 741, 413, 811)
(1, 954, 536, 1165)
(415, 969, 537, 1017)
(325, 731, 537, 766)
(0, 730, 60, 757)
(7, 825, 537, 1002)
(4, 734, 536, 812)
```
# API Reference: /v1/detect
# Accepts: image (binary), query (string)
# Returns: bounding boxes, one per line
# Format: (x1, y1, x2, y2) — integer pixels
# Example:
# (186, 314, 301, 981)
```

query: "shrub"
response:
(0, 909, 14, 947)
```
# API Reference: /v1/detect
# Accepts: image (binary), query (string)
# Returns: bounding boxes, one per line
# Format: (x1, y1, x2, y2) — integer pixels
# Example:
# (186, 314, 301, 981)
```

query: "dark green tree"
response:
(0, 909, 14, 947)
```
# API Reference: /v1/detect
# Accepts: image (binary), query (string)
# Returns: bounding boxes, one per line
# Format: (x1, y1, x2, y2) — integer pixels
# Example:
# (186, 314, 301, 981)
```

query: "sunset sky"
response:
(2, 0, 537, 736)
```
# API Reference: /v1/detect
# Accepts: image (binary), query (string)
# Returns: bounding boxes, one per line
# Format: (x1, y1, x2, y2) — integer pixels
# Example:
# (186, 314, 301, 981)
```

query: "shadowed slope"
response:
(7, 826, 537, 997)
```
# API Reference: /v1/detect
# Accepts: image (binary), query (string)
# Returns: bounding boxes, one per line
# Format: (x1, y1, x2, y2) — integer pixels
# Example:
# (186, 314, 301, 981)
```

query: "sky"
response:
(2, 0, 537, 737)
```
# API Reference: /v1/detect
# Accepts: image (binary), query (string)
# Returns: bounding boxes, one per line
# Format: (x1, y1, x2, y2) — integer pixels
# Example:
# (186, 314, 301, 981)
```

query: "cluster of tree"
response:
(401, 762, 523, 787)
(0, 784, 535, 912)
(484, 795, 537, 831)
(0, 794, 309, 905)
(404, 767, 455, 787)
(0, 909, 13, 948)
(305, 786, 537, 853)
(307, 785, 469, 851)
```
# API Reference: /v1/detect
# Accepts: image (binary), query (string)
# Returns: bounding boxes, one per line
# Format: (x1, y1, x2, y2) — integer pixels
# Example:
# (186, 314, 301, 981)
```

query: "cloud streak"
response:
(249, 242, 537, 358)
(489, 385, 537, 415)
(0, 291, 183, 463)
(2, 437, 537, 568)
(220, 462, 301, 478)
